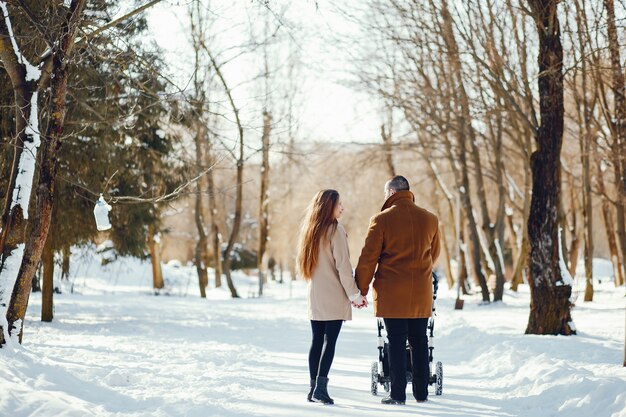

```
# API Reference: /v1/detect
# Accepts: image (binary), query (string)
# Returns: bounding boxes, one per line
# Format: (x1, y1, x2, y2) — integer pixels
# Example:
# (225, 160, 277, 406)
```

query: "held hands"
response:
(351, 294, 368, 309)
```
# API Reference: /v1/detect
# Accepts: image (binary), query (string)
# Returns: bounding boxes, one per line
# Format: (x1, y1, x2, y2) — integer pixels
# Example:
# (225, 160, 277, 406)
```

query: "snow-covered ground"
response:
(1, 250, 625, 417)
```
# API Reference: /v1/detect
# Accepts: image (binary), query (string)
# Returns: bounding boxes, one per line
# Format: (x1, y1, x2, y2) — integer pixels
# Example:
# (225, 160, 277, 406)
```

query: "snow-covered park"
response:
(1, 249, 625, 417)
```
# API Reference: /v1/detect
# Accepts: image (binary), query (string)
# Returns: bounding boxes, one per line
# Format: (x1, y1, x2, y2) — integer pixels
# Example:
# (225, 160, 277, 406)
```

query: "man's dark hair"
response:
(388, 175, 410, 192)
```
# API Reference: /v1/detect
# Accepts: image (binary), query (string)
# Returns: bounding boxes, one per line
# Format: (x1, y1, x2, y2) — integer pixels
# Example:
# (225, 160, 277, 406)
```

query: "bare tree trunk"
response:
(381, 122, 395, 177)
(567, 183, 581, 277)
(61, 244, 70, 280)
(193, 128, 209, 297)
(41, 239, 54, 323)
(0, 11, 33, 262)
(207, 157, 222, 288)
(572, 2, 595, 301)
(510, 236, 528, 292)
(507, 210, 519, 268)
(147, 226, 164, 292)
(439, 222, 454, 289)
(604, 0, 626, 281)
(458, 216, 470, 296)
(441, 0, 501, 301)
(525, 0, 575, 335)
(0, 86, 31, 262)
(595, 146, 624, 286)
(204, 45, 240, 298)
(427, 161, 455, 289)
(511, 152, 533, 292)
(257, 111, 271, 297)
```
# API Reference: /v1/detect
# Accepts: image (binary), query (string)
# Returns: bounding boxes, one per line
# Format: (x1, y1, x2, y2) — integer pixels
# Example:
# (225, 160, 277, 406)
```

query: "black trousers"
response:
(308, 320, 343, 379)
(383, 317, 429, 401)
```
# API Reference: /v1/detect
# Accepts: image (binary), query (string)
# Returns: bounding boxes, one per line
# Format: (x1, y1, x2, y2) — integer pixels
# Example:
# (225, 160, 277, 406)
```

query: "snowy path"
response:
(1, 276, 625, 417)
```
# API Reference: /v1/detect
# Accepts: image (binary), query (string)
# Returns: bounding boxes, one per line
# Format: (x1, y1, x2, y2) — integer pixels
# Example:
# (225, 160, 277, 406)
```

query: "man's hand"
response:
(351, 294, 368, 309)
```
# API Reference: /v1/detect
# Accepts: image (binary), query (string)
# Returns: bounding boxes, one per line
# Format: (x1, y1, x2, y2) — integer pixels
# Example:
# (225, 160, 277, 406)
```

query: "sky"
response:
(143, 0, 382, 145)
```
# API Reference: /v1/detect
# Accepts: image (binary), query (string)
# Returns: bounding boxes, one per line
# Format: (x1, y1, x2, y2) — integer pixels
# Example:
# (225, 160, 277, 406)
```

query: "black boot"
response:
(307, 379, 315, 402)
(312, 376, 334, 404)
(381, 396, 405, 405)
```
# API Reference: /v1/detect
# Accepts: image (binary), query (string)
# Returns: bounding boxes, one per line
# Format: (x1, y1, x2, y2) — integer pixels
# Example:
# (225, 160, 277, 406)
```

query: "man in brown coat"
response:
(355, 175, 440, 405)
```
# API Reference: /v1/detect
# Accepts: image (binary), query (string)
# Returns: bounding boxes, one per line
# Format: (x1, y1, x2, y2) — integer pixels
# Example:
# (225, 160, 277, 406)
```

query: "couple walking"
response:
(297, 175, 441, 405)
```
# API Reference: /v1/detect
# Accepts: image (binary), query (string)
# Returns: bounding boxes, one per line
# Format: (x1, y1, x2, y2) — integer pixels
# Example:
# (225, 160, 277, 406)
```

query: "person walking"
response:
(297, 189, 367, 405)
(355, 176, 440, 405)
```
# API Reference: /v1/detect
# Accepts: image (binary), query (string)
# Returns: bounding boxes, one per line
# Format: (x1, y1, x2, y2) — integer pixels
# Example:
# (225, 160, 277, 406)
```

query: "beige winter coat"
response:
(307, 223, 360, 321)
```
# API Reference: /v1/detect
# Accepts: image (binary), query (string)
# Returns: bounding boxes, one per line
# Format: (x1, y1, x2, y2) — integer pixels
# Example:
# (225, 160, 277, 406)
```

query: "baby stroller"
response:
(370, 271, 443, 396)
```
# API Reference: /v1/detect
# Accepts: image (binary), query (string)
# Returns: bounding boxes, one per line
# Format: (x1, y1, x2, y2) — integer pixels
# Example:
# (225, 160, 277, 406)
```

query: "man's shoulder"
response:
(415, 206, 439, 222)
(385, 203, 438, 225)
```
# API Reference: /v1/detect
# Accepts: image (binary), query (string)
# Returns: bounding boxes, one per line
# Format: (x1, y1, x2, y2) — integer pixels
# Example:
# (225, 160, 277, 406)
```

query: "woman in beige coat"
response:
(297, 189, 367, 405)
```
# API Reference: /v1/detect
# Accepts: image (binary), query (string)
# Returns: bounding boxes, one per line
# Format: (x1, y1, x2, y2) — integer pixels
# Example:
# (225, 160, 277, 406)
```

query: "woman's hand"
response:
(351, 294, 368, 309)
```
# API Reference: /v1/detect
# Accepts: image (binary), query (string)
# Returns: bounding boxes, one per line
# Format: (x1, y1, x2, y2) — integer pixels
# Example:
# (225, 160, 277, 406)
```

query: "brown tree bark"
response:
(41, 238, 54, 323)
(510, 236, 528, 292)
(193, 124, 209, 297)
(604, 0, 626, 281)
(381, 122, 396, 177)
(511, 147, 533, 292)
(61, 244, 70, 280)
(257, 111, 271, 296)
(567, 183, 581, 277)
(572, 1, 595, 301)
(439, 222, 454, 289)
(206, 153, 222, 288)
(458, 217, 470, 296)
(525, 0, 575, 335)
(147, 226, 164, 292)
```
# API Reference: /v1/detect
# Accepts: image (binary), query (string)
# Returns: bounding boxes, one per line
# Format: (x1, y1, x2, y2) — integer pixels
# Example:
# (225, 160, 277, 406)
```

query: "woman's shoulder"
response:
(331, 222, 348, 244)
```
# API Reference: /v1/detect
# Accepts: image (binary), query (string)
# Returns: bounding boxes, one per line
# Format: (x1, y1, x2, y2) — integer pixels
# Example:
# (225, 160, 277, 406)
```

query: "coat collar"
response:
(381, 190, 415, 211)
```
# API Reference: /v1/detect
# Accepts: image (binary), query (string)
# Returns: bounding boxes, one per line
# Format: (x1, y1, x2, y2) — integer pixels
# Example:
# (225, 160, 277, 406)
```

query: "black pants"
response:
(309, 320, 343, 379)
(384, 318, 429, 401)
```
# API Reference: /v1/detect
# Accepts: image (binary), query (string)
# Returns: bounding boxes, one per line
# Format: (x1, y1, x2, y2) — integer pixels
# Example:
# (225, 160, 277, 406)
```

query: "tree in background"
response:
(0, 0, 179, 344)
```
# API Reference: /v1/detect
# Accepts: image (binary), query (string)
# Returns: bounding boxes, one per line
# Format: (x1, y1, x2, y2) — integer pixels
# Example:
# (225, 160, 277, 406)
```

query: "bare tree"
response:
(258, 111, 271, 296)
(202, 45, 242, 298)
(525, 0, 575, 335)
(603, 0, 626, 286)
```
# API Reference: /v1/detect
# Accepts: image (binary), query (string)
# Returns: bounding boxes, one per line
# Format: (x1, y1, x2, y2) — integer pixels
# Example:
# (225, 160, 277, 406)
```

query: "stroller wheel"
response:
(435, 361, 443, 395)
(371, 362, 378, 396)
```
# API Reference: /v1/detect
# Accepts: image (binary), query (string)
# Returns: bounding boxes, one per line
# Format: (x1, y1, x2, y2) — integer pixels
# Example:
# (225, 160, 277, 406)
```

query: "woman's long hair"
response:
(297, 189, 340, 280)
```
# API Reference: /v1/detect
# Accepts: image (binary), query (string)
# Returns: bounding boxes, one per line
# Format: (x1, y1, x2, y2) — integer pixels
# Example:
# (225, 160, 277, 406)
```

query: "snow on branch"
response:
(9, 92, 41, 219)
(0, 1, 41, 81)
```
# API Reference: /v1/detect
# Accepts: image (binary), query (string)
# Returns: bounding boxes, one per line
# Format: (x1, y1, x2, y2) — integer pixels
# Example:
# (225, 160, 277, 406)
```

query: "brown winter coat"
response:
(355, 191, 440, 318)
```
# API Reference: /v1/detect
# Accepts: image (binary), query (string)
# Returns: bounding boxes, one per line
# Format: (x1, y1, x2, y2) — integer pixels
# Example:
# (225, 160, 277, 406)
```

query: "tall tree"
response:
(0, 0, 89, 345)
(525, 0, 575, 335)
(603, 0, 626, 286)
(257, 111, 271, 296)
